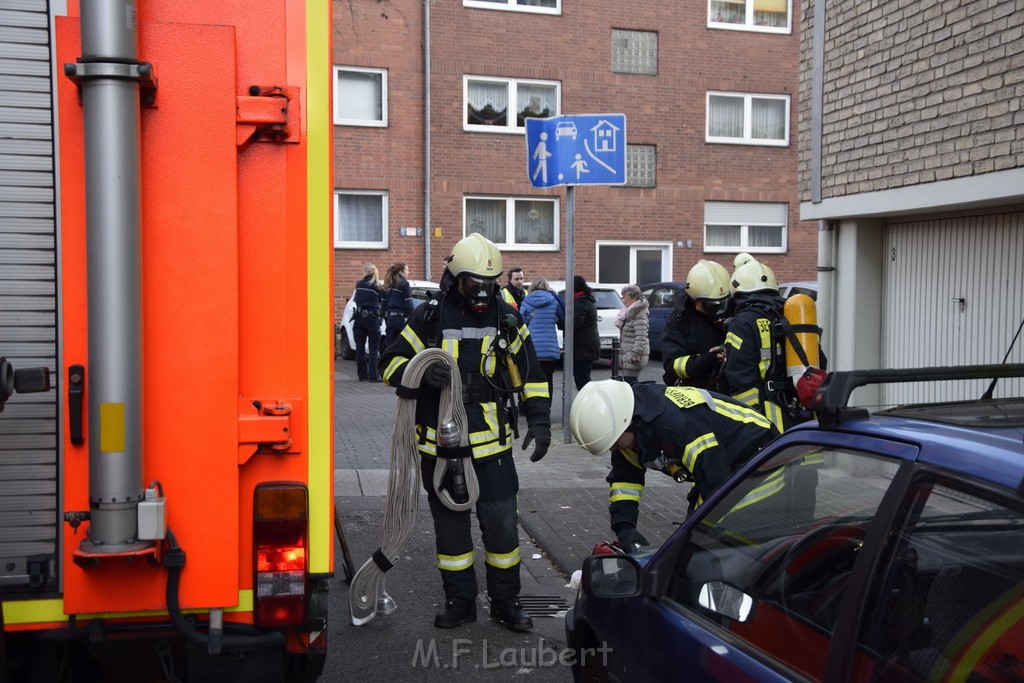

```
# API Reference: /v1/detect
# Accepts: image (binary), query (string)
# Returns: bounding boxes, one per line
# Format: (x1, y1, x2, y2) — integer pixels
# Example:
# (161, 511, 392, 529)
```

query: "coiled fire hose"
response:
(349, 349, 477, 625)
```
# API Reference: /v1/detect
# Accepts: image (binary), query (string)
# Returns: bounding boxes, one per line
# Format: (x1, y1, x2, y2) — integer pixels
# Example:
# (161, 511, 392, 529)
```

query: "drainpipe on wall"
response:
(423, 0, 431, 280)
(817, 220, 835, 362)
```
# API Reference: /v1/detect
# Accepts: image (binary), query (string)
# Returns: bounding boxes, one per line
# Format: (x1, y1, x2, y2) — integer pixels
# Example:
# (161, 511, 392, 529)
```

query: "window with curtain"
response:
(708, 0, 790, 32)
(465, 196, 558, 248)
(464, 0, 560, 14)
(334, 66, 387, 127)
(465, 76, 559, 132)
(706, 92, 789, 146)
(335, 190, 388, 248)
(704, 201, 787, 254)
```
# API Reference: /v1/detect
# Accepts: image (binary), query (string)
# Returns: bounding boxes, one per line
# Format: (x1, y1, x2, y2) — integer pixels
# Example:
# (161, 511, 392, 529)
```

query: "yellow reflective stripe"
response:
(764, 401, 785, 432)
(732, 387, 760, 409)
(947, 584, 1024, 682)
(724, 331, 743, 350)
(509, 332, 524, 355)
(522, 381, 549, 400)
(441, 337, 458, 359)
(711, 398, 772, 429)
(620, 448, 643, 469)
(672, 355, 691, 378)
(728, 467, 785, 514)
(438, 552, 475, 572)
(683, 432, 718, 473)
(609, 482, 643, 503)
(757, 318, 773, 380)
(401, 326, 426, 354)
(481, 336, 496, 376)
(382, 355, 409, 383)
(803, 452, 825, 465)
(485, 548, 521, 569)
(2, 593, 257, 627)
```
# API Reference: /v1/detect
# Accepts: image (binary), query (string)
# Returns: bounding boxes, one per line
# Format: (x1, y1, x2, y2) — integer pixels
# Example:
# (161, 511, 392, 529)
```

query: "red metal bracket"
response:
(238, 396, 295, 464)
(236, 85, 300, 146)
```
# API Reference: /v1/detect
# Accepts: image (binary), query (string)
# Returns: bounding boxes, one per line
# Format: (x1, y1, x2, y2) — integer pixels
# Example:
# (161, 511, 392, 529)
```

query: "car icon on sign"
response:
(555, 121, 578, 141)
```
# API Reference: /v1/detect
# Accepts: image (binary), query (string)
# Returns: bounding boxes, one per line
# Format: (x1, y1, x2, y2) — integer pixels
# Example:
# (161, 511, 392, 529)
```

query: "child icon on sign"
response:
(532, 132, 552, 184)
(571, 153, 589, 180)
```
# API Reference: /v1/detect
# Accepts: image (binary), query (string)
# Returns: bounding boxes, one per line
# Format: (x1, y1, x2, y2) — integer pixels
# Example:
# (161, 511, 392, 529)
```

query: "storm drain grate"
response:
(519, 594, 572, 618)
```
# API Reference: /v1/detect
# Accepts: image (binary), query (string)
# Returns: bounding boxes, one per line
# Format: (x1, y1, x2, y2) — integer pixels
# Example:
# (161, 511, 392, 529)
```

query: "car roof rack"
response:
(810, 363, 1024, 431)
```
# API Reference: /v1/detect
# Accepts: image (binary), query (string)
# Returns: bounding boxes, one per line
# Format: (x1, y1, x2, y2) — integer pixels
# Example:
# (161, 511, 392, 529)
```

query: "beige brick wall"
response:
(798, 0, 1024, 203)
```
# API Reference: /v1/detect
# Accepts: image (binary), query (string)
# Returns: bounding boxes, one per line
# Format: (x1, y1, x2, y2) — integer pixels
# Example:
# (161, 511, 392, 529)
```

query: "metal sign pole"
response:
(563, 185, 575, 443)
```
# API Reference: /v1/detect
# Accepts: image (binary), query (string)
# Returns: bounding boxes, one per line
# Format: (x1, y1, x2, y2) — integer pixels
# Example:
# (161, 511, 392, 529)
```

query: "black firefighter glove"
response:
(616, 527, 650, 553)
(423, 362, 452, 389)
(522, 415, 551, 462)
(688, 347, 724, 377)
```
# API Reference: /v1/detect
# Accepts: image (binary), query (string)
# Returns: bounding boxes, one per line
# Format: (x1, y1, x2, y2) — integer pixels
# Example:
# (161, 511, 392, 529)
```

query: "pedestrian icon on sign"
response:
(524, 114, 626, 188)
(571, 154, 589, 180)
(531, 132, 552, 184)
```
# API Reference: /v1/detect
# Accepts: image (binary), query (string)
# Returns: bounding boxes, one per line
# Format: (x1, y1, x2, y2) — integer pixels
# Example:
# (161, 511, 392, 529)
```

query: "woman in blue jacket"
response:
(519, 277, 564, 397)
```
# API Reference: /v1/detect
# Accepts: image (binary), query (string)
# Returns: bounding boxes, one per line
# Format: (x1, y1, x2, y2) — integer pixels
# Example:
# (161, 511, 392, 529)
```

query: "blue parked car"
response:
(639, 282, 686, 358)
(565, 364, 1024, 683)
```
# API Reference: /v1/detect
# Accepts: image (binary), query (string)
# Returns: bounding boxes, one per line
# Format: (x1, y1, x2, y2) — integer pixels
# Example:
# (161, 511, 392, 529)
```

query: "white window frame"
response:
(703, 201, 788, 255)
(463, 0, 561, 15)
(705, 91, 790, 146)
(707, 0, 792, 34)
(595, 241, 672, 286)
(334, 66, 388, 127)
(335, 190, 389, 249)
(463, 76, 561, 134)
(463, 195, 560, 250)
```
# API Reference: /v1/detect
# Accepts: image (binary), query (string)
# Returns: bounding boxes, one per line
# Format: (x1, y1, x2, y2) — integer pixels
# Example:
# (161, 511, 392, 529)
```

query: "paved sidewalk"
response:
(334, 357, 692, 578)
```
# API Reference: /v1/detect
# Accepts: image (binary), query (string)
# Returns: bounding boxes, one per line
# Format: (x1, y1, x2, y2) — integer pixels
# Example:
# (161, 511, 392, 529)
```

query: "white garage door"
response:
(882, 212, 1024, 404)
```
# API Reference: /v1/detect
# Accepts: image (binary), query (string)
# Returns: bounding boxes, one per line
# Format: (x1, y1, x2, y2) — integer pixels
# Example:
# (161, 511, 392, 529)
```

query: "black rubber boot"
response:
(434, 598, 477, 629)
(489, 597, 533, 632)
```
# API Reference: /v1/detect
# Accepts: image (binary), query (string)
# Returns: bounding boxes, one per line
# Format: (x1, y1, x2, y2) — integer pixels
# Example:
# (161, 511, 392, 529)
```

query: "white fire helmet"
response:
(569, 380, 635, 455)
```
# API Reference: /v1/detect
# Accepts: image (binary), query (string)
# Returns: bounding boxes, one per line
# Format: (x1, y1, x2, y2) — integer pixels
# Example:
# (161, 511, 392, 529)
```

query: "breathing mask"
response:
(459, 274, 499, 315)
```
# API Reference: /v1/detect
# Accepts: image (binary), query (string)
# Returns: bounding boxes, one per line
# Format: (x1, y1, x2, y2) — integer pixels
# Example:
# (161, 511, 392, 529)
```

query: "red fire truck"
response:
(0, 1, 335, 680)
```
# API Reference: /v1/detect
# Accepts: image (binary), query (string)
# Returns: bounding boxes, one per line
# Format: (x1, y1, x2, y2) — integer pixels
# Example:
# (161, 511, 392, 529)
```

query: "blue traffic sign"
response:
(525, 114, 627, 188)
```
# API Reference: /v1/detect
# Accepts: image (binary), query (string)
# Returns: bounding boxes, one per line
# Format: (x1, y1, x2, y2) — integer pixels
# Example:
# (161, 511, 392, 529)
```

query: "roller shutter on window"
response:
(0, 0, 58, 591)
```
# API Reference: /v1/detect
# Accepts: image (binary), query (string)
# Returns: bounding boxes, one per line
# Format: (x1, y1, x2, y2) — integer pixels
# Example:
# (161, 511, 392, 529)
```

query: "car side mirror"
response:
(581, 554, 643, 598)
(697, 581, 754, 623)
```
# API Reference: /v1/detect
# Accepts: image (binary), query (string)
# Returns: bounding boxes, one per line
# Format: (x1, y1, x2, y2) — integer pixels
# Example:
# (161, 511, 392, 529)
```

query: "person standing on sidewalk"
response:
(568, 275, 600, 390)
(616, 284, 650, 385)
(519, 276, 564, 398)
(352, 263, 384, 382)
(383, 262, 414, 350)
(500, 267, 526, 310)
(569, 379, 777, 552)
(379, 233, 552, 633)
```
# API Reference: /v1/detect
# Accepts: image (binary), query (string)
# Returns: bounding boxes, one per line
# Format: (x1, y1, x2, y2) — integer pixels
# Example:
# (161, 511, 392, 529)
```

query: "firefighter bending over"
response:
(379, 233, 551, 632)
(661, 259, 732, 391)
(569, 380, 777, 552)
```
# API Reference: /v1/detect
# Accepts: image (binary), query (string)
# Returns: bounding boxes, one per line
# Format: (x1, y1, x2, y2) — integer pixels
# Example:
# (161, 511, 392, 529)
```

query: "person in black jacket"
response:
(570, 380, 777, 552)
(383, 262, 414, 350)
(379, 233, 551, 633)
(352, 263, 384, 382)
(661, 260, 732, 392)
(570, 275, 600, 389)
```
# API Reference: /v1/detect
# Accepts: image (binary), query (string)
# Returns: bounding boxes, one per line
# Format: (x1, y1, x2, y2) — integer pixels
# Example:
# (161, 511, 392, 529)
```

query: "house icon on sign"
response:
(590, 119, 620, 153)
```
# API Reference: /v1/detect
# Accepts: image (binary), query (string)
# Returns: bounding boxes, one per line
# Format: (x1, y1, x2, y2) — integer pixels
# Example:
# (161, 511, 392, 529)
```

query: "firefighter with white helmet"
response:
(723, 252, 794, 431)
(661, 259, 732, 391)
(379, 232, 551, 632)
(569, 379, 777, 551)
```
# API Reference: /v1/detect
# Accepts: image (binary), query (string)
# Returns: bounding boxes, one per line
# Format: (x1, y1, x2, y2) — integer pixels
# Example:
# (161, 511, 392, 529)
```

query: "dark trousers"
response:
(421, 454, 521, 601)
(573, 359, 593, 390)
(353, 320, 381, 380)
(539, 359, 558, 397)
(384, 313, 405, 350)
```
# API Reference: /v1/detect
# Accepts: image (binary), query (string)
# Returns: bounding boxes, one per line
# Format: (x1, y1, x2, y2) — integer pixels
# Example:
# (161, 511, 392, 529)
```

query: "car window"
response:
(852, 480, 1024, 682)
(646, 286, 677, 309)
(591, 290, 623, 309)
(667, 445, 900, 681)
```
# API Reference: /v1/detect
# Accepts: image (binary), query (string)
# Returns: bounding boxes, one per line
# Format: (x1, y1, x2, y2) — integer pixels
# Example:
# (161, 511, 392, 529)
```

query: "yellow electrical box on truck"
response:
(0, 1, 334, 680)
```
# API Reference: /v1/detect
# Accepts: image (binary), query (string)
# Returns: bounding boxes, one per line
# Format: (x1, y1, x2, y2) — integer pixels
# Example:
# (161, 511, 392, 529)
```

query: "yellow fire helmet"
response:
(445, 232, 503, 279)
(685, 259, 731, 303)
(569, 379, 635, 455)
(730, 252, 778, 294)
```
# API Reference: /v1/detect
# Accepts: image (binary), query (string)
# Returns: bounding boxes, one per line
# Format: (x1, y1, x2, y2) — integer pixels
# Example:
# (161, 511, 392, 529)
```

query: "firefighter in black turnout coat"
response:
(379, 233, 551, 632)
(570, 380, 777, 551)
(661, 259, 732, 392)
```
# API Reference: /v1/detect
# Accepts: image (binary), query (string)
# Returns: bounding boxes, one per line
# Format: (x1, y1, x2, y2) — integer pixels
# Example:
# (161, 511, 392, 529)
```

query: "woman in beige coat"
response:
(616, 284, 650, 384)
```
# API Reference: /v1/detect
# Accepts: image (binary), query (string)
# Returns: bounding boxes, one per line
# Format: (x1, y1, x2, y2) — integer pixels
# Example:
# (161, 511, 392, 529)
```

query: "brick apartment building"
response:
(332, 0, 816, 318)
(798, 0, 1024, 404)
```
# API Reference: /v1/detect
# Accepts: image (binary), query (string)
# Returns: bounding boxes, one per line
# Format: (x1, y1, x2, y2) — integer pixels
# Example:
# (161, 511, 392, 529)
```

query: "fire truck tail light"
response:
(254, 484, 308, 627)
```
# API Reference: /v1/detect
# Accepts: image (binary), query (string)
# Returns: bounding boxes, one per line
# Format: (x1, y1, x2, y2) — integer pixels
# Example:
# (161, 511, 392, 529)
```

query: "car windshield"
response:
(592, 290, 623, 308)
